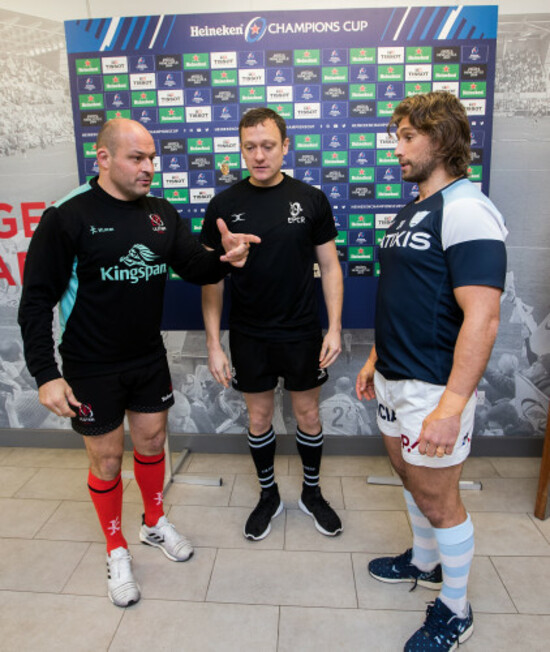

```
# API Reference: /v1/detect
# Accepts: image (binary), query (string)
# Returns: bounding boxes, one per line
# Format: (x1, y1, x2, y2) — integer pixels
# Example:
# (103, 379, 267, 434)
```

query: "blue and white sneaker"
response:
(405, 598, 474, 651)
(368, 548, 442, 590)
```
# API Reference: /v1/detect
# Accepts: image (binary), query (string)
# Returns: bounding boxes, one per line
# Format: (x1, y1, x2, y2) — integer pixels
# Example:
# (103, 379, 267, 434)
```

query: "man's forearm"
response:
(320, 265, 343, 333)
(201, 281, 225, 350)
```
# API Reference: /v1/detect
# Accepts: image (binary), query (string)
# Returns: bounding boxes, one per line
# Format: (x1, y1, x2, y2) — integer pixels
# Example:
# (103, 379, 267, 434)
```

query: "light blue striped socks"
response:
(404, 488, 440, 571)
(434, 514, 475, 618)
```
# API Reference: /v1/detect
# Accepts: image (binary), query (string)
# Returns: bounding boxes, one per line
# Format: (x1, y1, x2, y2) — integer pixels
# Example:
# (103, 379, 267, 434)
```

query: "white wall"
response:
(1, 0, 549, 21)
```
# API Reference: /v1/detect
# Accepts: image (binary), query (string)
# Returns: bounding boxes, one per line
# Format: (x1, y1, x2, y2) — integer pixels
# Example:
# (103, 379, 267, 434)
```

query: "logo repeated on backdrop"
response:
(68, 7, 497, 286)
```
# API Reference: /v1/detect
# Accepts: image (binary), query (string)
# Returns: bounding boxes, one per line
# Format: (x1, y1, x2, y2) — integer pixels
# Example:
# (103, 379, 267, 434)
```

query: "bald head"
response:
(96, 118, 156, 201)
(96, 118, 152, 155)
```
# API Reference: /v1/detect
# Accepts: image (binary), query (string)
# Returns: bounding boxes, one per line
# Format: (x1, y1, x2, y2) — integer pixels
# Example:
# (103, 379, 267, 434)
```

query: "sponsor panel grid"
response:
(66, 7, 497, 327)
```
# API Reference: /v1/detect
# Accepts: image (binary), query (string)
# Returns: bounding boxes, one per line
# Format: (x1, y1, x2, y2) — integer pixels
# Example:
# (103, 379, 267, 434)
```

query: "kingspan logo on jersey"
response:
(100, 244, 167, 284)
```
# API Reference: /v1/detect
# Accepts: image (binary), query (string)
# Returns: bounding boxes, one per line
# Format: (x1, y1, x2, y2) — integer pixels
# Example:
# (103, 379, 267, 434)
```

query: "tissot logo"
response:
(267, 86, 292, 102)
(186, 106, 212, 122)
(294, 103, 320, 119)
(130, 73, 156, 90)
(214, 136, 239, 152)
(162, 172, 188, 188)
(432, 81, 459, 96)
(239, 69, 265, 85)
(406, 65, 432, 81)
(158, 90, 183, 106)
(378, 47, 404, 64)
(190, 188, 215, 204)
(375, 214, 396, 229)
(102, 57, 128, 74)
(211, 52, 238, 68)
(376, 133, 397, 149)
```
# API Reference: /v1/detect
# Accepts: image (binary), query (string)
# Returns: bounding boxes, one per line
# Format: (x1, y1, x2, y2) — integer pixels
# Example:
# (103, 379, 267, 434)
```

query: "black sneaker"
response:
(299, 484, 343, 536)
(405, 598, 474, 651)
(368, 548, 442, 590)
(244, 484, 283, 541)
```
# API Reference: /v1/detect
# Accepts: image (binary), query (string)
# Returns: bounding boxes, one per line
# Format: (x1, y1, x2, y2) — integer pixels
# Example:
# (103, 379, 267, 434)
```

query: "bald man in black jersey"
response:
(18, 118, 259, 607)
(201, 108, 344, 541)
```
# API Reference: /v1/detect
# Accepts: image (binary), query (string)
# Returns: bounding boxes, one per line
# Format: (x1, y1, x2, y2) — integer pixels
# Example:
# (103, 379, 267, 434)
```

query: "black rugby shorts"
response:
(229, 330, 328, 393)
(67, 357, 174, 436)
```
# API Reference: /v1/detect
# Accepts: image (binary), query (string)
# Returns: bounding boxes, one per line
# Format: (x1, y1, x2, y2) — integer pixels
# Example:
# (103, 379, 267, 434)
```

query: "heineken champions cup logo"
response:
(245, 17, 267, 43)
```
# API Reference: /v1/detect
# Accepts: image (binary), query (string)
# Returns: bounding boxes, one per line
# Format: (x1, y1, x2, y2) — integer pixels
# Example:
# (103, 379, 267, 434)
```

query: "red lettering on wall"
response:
(0, 255, 16, 285)
(22, 202, 45, 237)
(0, 203, 17, 239)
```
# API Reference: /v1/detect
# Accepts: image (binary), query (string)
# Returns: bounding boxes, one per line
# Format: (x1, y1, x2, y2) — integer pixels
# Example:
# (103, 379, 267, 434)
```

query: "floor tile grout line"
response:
(58, 540, 94, 595)
(276, 605, 281, 652)
(106, 595, 127, 651)
(32, 497, 65, 540)
(527, 512, 550, 544)
(0, 589, 533, 617)
(487, 554, 520, 615)
(204, 544, 221, 603)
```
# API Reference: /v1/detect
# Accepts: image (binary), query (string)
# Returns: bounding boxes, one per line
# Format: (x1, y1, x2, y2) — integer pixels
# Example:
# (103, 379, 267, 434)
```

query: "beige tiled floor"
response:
(1, 448, 550, 651)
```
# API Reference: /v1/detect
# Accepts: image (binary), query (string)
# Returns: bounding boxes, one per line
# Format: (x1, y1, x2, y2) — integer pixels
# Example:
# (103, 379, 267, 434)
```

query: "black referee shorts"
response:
(229, 330, 328, 393)
(66, 357, 175, 436)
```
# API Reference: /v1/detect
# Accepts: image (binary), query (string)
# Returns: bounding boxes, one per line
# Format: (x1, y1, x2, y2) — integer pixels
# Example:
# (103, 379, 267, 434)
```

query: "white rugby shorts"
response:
(374, 370, 476, 468)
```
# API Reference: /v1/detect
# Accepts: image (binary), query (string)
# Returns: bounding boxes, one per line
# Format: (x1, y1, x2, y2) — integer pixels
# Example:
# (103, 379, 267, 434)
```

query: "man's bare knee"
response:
(409, 487, 464, 528)
(248, 415, 273, 435)
(88, 451, 123, 480)
(136, 428, 166, 454)
(244, 392, 275, 435)
(296, 408, 321, 434)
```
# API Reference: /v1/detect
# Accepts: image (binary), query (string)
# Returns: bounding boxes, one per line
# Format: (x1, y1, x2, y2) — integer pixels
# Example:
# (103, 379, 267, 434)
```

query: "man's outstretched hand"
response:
(217, 218, 261, 267)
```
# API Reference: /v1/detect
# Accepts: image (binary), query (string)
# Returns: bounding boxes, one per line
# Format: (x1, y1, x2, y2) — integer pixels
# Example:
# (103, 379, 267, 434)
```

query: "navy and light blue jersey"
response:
(375, 177, 508, 385)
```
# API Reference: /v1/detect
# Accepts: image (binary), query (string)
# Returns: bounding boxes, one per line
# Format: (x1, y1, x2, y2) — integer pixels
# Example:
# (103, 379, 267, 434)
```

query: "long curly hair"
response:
(387, 92, 471, 177)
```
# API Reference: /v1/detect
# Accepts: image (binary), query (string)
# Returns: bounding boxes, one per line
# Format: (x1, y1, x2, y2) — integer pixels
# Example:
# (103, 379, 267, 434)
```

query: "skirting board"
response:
(0, 428, 544, 457)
